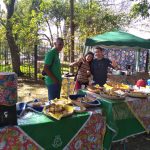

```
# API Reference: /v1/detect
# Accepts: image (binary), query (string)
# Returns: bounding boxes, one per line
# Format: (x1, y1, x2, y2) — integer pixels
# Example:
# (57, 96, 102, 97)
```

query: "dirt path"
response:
(18, 81, 48, 102)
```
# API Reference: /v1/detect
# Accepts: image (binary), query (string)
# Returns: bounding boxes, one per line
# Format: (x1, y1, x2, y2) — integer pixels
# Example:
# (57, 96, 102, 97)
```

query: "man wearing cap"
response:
(91, 46, 118, 86)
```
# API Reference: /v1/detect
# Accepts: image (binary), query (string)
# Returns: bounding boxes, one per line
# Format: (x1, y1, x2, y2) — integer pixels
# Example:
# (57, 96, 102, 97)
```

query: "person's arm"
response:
(69, 57, 84, 67)
(44, 50, 59, 84)
(90, 60, 94, 75)
(69, 61, 79, 67)
(44, 64, 59, 83)
(109, 59, 119, 70)
(111, 60, 119, 70)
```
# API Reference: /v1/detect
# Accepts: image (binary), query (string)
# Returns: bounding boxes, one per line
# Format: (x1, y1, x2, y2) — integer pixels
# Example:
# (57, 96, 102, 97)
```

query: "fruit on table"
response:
(136, 79, 146, 87)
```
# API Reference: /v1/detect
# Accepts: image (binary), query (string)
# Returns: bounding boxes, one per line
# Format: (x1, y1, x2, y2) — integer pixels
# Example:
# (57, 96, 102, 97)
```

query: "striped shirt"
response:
(77, 61, 91, 83)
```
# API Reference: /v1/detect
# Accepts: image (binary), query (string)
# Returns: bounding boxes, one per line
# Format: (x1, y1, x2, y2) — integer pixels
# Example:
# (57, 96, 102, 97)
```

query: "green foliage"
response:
(0, 0, 132, 66)
(130, 2, 150, 18)
(12, 0, 44, 49)
(73, 1, 130, 44)
(0, 64, 12, 72)
(0, 26, 6, 41)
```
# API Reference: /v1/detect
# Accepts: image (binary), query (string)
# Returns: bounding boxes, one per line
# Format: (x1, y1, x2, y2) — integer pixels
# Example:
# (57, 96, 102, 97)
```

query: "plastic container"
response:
(147, 79, 150, 86)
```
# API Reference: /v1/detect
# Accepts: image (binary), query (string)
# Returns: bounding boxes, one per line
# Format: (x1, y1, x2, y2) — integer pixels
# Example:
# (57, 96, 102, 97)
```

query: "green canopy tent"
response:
(85, 31, 150, 49)
(85, 31, 150, 72)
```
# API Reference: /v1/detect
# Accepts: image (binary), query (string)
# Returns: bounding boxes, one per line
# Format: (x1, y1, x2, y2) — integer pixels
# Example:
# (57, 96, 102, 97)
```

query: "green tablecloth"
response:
(18, 109, 105, 150)
(18, 112, 89, 150)
(79, 90, 145, 150)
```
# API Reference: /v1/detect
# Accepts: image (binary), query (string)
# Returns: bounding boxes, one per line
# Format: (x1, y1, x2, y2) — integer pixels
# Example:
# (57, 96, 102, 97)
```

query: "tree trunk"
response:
(34, 44, 38, 81)
(5, 0, 23, 76)
(45, 19, 53, 46)
(70, 0, 75, 73)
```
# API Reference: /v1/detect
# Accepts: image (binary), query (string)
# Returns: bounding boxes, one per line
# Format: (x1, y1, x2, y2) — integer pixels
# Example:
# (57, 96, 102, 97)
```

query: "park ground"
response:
(17, 80, 150, 150)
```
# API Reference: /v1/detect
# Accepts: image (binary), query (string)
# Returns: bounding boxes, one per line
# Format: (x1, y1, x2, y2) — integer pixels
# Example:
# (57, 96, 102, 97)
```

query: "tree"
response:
(0, 0, 131, 76)
(130, 1, 150, 18)
(1, 0, 44, 76)
(3, 0, 23, 75)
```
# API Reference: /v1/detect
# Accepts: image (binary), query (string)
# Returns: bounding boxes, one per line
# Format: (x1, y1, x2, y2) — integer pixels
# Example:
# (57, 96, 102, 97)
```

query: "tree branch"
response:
(38, 33, 51, 43)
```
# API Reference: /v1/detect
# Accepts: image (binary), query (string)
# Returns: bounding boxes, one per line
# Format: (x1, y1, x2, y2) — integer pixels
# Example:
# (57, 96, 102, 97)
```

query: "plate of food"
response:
(52, 98, 72, 105)
(79, 96, 100, 107)
(81, 99, 101, 107)
(43, 104, 74, 120)
(71, 100, 86, 112)
(87, 85, 103, 94)
(27, 99, 48, 112)
(100, 92, 125, 100)
(127, 91, 147, 98)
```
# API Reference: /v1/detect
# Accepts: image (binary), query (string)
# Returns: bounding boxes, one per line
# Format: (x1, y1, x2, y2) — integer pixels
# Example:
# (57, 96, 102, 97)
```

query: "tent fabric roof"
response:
(85, 31, 150, 49)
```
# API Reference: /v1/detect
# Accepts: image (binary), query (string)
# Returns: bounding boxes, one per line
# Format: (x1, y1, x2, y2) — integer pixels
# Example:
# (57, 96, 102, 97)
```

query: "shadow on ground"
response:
(111, 133, 150, 150)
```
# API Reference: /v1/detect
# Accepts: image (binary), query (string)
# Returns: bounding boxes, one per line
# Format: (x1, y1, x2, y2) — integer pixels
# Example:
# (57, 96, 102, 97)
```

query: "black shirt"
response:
(91, 58, 113, 86)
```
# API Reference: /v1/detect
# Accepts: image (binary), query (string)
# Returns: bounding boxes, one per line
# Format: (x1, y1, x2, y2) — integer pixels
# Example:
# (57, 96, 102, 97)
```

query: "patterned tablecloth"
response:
(0, 126, 43, 149)
(0, 72, 17, 105)
(78, 90, 145, 150)
(64, 110, 106, 150)
(18, 109, 105, 150)
(125, 97, 150, 132)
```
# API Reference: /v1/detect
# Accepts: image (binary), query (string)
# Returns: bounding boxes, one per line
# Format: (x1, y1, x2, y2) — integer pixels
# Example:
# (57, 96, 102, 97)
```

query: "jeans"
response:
(47, 83, 61, 100)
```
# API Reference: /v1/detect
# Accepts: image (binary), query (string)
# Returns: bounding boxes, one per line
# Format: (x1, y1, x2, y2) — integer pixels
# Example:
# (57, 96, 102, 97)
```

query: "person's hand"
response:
(111, 60, 118, 69)
(69, 63, 73, 67)
(87, 70, 91, 76)
(79, 57, 85, 63)
(53, 78, 59, 84)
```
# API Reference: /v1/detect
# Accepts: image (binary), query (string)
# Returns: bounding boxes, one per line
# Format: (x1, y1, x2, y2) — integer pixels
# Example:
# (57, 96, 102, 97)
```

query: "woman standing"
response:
(70, 51, 94, 92)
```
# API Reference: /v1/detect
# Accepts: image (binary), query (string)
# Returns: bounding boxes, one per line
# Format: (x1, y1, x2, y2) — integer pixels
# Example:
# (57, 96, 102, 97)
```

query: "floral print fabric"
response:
(64, 110, 106, 150)
(126, 97, 150, 132)
(0, 126, 42, 150)
(0, 72, 17, 105)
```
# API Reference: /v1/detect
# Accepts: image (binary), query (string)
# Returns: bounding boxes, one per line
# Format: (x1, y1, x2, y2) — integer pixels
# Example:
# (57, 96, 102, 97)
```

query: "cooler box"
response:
(0, 72, 17, 105)
(0, 104, 17, 127)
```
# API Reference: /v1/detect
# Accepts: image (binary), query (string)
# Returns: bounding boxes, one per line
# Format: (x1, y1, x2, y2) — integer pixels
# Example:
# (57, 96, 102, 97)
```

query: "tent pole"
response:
(135, 49, 140, 72)
(145, 50, 149, 73)
(148, 49, 150, 74)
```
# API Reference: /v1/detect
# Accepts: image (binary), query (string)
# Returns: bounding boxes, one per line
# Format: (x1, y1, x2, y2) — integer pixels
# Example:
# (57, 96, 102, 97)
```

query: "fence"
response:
(0, 41, 149, 81)
(0, 41, 70, 80)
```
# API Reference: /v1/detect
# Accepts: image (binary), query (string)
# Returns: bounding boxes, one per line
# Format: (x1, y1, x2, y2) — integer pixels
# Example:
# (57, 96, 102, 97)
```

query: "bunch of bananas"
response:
(105, 81, 129, 90)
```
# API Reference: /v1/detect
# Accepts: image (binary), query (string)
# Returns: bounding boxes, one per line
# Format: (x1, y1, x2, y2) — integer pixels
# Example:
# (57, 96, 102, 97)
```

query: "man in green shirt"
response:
(43, 37, 64, 100)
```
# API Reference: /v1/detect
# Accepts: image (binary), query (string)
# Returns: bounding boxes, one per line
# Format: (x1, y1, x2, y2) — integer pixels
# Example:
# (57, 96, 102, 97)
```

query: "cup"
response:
(147, 79, 150, 86)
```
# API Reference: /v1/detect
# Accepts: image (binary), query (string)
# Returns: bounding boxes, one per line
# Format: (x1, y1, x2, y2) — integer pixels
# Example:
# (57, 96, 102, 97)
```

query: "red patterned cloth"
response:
(0, 126, 43, 150)
(126, 97, 150, 132)
(64, 110, 106, 150)
(0, 72, 17, 105)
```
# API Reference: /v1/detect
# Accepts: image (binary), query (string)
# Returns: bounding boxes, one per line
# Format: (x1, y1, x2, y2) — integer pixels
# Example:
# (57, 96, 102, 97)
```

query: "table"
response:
(61, 76, 75, 97)
(108, 72, 149, 85)
(79, 90, 146, 150)
(17, 109, 105, 150)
